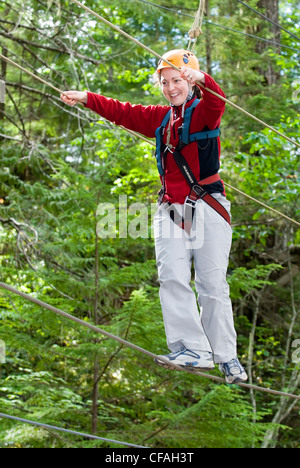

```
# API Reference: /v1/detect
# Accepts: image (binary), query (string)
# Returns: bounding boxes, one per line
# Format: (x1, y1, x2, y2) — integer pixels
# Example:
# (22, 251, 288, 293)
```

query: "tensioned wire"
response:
(70, 0, 300, 226)
(69, 0, 300, 151)
(137, 0, 299, 52)
(0, 412, 148, 448)
(0, 51, 299, 227)
(0, 281, 299, 401)
(236, 0, 300, 42)
(0, 5, 298, 443)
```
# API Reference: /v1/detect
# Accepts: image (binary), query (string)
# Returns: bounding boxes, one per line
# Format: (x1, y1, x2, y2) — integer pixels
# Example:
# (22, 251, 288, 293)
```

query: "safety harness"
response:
(155, 98, 231, 233)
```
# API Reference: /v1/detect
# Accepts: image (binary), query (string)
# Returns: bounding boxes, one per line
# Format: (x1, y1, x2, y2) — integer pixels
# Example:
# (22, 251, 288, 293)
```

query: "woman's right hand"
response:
(60, 90, 88, 106)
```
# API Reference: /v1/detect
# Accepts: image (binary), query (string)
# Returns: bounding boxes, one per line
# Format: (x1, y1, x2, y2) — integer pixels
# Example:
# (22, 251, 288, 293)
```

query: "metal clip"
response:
(164, 144, 174, 154)
(184, 196, 197, 208)
(192, 185, 207, 199)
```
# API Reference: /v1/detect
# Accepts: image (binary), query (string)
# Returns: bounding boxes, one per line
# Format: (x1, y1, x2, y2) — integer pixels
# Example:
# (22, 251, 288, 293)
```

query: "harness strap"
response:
(155, 110, 171, 176)
(189, 128, 220, 142)
(155, 100, 224, 227)
(155, 103, 221, 176)
(199, 173, 221, 185)
(172, 148, 231, 230)
(181, 99, 200, 144)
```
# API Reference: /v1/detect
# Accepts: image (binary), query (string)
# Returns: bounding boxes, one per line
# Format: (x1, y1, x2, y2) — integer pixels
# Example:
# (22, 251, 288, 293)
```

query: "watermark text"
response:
(0, 340, 5, 364)
(292, 339, 300, 364)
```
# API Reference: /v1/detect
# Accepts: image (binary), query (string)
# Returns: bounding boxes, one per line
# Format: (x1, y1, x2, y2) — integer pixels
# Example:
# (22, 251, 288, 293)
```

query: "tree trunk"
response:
(205, 0, 212, 75)
(0, 47, 7, 119)
(91, 359, 100, 434)
(91, 199, 101, 435)
(256, 0, 281, 85)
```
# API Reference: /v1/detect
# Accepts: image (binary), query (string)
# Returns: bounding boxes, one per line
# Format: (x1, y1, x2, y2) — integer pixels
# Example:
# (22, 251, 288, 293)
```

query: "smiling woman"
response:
(160, 67, 205, 106)
(60, 48, 248, 385)
(156, 49, 204, 103)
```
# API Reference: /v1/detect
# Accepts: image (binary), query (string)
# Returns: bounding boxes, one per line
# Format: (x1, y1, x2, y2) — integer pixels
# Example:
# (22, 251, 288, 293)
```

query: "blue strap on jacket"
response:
(155, 99, 220, 176)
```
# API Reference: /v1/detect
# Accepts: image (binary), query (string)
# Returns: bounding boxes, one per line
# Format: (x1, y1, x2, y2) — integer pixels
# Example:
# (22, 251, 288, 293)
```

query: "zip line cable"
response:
(0, 54, 64, 95)
(222, 182, 299, 226)
(133, 136, 300, 227)
(0, 281, 299, 401)
(138, 0, 299, 53)
(186, 7, 299, 228)
(0, 7, 298, 445)
(69, 0, 300, 151)
(0, 52, 299, 227)
(0, 412, 147, 448)
(236, 0, 300, 43)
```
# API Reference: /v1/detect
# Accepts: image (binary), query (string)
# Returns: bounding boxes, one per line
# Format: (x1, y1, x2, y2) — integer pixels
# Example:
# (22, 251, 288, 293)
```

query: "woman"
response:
(61, 49, 247, 384)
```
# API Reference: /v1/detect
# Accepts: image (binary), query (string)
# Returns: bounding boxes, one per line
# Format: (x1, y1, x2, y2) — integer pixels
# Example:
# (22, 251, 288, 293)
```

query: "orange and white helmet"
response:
(157, 49, 200, 74)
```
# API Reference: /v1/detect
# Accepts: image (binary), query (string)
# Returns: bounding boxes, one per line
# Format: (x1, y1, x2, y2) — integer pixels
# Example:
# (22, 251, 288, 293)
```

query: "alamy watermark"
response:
(0, 339, 5, 364)
(96, 195, 206, 249)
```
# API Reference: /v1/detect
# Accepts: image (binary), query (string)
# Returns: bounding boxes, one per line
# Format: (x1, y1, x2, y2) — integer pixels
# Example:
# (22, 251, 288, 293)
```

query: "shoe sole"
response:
(154, 358, 215, 372)
(225, 376, 248, 384)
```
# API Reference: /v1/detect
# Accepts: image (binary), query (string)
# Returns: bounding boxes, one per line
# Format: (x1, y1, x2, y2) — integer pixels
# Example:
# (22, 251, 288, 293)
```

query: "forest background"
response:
(0, 0, 299, 448)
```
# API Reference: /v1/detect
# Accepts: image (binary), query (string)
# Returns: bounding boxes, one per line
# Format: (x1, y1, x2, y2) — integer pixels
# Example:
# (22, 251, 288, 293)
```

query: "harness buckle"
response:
(164, 144, 174, 154)
(191, 184, 207, 199)
(184, 196, 198, 208)
(184, 185, 207, 208)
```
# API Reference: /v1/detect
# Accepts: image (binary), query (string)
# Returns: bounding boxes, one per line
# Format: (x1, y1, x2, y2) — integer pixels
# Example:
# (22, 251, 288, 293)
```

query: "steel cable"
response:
(0, 412, 147, 448)
(0, 282, 299, 401)
(69, 0, 300, 150)
(0, 52, 299, 226)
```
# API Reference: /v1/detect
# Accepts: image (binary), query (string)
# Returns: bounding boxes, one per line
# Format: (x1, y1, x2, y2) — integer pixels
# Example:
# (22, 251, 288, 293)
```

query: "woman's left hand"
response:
(180, 66, 205, 85)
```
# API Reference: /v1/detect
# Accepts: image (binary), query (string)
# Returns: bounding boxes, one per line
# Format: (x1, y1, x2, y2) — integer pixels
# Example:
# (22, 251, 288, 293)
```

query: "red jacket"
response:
(85, 72, 226, 204)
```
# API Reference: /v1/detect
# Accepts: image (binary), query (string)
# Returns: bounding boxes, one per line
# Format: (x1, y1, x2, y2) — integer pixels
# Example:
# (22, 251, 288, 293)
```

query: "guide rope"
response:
(138, 0, 298, 52)
(236, 0, 300, 42)
(69, 0, 300, 150)
(187, 0, 205, 51)
(0, 282, 299, 401)
(0, 54, 300, 226)
(0, 53, 64, 95)
(0, 52, 299, 227)
(0, 412, 147, 448)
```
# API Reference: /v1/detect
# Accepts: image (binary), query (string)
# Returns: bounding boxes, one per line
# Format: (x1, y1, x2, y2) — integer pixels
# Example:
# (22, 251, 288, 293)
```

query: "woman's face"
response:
(160, 68, 189, 106)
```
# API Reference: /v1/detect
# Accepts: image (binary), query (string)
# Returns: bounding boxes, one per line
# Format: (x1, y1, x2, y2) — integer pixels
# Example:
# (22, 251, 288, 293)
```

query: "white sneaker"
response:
(219, 358, 248, 384)
(155, 347, 215, 372)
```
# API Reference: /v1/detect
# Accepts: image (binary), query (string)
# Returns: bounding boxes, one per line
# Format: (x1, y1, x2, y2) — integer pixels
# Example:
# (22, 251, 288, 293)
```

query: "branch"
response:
(0, 132, 23, 142)
(0, 217, 38, 243)
(6, 86, 28, 137)
(0, 27, 101, 65)
(0, 108, 28, 137)
(5, 81, 95, 123)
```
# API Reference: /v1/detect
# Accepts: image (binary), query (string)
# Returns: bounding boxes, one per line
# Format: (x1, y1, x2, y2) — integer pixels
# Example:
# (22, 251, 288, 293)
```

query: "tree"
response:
(0, 0, 299, 448)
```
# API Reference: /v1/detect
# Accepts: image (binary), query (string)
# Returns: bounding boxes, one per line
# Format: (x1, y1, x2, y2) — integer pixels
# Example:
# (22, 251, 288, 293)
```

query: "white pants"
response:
(154, 194, 237, 364)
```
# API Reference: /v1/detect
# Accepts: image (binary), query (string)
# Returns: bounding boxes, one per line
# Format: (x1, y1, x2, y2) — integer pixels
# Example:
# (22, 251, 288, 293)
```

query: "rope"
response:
(0, 412, 147, 448)
(0, 282, 299, 401)
(187, 0, 205, 52)
(69, 0, 300, 151)
(236, 0, 300, 43)
(0, 53, 64, 95)
(133, 138, 300, 227)
(223, 183, 299, 226)
(138, 0, 298, 53)
(0, 52, 299, 227)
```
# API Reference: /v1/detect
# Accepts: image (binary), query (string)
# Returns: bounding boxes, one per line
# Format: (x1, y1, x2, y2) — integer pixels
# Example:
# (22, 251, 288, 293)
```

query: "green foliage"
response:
(149, 386, 281, 448)
(0, 0, 299, 449)
(228, 263, 283, 300)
